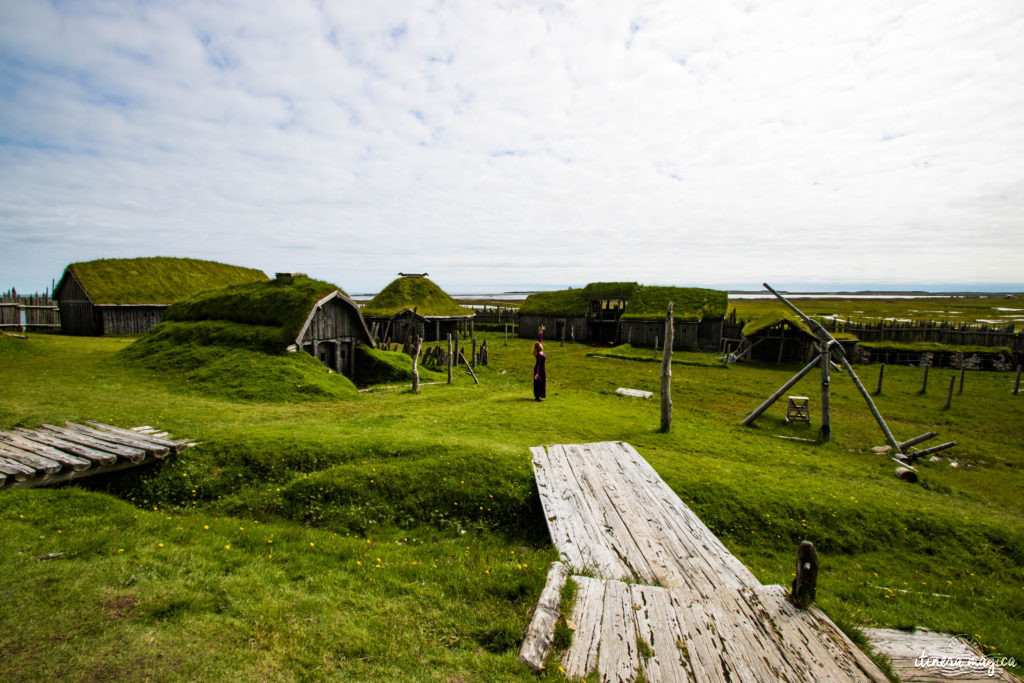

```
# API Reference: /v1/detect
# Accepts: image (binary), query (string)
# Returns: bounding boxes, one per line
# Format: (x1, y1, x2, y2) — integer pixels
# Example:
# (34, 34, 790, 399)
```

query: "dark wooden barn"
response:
(53, 257, 267, 336)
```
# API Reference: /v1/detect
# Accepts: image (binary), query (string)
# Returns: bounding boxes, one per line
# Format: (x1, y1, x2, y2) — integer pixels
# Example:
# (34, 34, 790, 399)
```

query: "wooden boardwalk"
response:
(0, 422, 189, 490)
(523, 441, 887, 682)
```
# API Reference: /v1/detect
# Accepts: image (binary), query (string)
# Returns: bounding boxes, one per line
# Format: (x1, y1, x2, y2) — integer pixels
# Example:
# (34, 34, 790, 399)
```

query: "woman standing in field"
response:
(533, 325, 546, 401)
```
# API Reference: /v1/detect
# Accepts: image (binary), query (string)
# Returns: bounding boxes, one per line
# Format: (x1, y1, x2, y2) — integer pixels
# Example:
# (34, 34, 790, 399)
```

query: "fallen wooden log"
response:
(0, 434, 93, 470)
(0, 456, 38, 481)
(40, 424, 147, 463)
(0, 444, 62, 474)
(82, 421, 183, 454)
(518, 561, 569, 672)
(13, 428, 118, 466)
(67, 423, 170, 457)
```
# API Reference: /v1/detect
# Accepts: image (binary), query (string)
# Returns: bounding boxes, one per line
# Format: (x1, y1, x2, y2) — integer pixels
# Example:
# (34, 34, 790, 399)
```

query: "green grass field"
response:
(1, 330, 1022, 680)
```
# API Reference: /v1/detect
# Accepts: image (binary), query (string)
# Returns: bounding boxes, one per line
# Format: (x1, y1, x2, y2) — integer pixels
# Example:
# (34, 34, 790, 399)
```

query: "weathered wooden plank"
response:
(518, 561, 569, 672)
(68, 422, 170, 457)
(616, 388, 652, 399)
(863, 627, 1019, 683)
(13, 428, 118, 466)
(566, 443, 657, 584)
(562, 577, 605, 679)
(0, 434, 93, 470)
(0, 444, 62, 474)
(530, 446, 584, 569)
(598, 579, 640, 682)
(630, 584, 691, 683)
(670, 589, 730, 683)
(0, 457, 37, 481)
(82, 420, 183, 453)
(40, 424, 147, 462)
(542, 445, 631, 578)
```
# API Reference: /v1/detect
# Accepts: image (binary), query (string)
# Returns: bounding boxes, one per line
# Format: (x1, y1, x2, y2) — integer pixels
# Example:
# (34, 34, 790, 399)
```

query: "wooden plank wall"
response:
(99, 306, 167, 335)
(0, 290, 60, 331)
(53, 273, 99, 335)
(299, 297, 364, 344)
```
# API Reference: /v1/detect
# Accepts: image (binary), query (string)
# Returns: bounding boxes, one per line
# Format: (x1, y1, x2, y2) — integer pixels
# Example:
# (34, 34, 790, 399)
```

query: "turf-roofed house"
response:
(737, 310, 858, 364)
(53, 257, 267, 335)
(360, 273, 475, 344)
(518, 282, 728, 350)
(145, 273, 375, 380)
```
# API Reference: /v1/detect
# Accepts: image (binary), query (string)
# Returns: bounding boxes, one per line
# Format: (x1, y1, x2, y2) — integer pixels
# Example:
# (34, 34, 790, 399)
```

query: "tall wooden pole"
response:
(944, 375, 955, 410)
(411, 335, 422, 393)
(875, 363, 885, 395)
(820, 343, 831, 442)
(660, 302, 674, 433)
(920, 365, 929, 394)
(958, 364, 965, 395)
(1015, 365, 1021, 395)
(446, 333, 453, 385)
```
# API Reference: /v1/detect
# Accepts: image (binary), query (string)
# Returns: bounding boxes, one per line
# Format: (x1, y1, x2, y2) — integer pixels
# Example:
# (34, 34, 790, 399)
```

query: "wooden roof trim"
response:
(52, 269, 92, 305)
(294, 290, 376, 349)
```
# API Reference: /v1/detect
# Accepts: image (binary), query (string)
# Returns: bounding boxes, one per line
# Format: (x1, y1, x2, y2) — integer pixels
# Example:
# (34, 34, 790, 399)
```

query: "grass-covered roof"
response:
(741, 310, 815, 337)
(160, 274, 346, 350)
(59, 257, 267, 305)
(120, 275, 362, 400)
(519, 282, 727, 321)
(360, 276, 474, 318)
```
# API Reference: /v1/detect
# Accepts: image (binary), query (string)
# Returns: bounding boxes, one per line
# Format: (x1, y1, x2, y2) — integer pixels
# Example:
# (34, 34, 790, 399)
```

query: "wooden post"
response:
(660, 302, 674, 433)
(560, 319, 566, 347)
(446, 333, 453, 385)
(820, 343, 831, 442)
(944, 375, 955, 410)
(411, 335, 422, 393)
(958, 364, 965, 395)
(471, 337, 477, 369)
(875, 363, 885, 395)
(655, 335, 659, 358)
(790, 541, 818, 609)
(1015, 365, 1021, 395)
(920, 365, 929, 394)
(459, 350, 478, 384)
(504, 324, 508, 346)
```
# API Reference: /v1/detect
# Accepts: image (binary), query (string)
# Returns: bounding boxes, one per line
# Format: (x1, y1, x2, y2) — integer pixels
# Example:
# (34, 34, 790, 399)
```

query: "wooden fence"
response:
(0, 291, 60, 331)
(721, 310, 1023, 362)
(471, 306, 519, 325)
(822, 318, 1022, 354)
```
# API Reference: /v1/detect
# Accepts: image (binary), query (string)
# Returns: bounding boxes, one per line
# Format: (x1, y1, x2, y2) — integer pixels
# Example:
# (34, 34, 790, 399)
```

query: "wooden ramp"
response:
(522, 441, 887, 682)
(864, 628, 1020, 682)
(0, 422, 189, 490)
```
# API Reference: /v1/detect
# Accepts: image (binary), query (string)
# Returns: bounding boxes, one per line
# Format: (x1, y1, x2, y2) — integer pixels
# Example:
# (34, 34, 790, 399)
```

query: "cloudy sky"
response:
(1, 0, 1022, 294)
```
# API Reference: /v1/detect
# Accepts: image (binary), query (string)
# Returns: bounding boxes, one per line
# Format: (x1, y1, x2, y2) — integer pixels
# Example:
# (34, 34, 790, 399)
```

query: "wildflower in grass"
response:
(310, 542, 315, 547)
(158, 543, 163, 548)
(225, 545, 231, 550)
(203, 525, 209, 530)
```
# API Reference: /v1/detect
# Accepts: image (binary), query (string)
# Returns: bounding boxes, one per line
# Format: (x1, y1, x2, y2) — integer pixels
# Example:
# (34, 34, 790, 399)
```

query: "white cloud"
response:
(1, 0, 1022, 293)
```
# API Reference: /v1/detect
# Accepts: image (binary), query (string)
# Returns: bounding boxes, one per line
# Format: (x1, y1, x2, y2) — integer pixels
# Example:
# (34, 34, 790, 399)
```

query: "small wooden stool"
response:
(786, 396, 810, 425)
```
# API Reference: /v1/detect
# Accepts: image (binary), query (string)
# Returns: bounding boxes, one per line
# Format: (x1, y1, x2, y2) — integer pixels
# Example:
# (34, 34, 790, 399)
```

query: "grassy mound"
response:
(859, 340, 1014, 356)
(118, 275, 362, 401)
(120, 340, 357, 401)
(355, 346, 444, 386)
(361, 276, 473, 317)
(586, 344, 727, 367)
(59, 257, 266, 304)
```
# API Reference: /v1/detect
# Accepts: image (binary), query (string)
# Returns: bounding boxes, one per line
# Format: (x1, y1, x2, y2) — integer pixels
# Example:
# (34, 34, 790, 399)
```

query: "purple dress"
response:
(533, 352, 546, 400)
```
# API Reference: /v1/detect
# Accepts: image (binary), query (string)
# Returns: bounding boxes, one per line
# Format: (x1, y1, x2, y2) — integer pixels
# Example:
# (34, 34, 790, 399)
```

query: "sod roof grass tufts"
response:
(360, 276, 474, 318)
(59, 256, 267, 305)
(519, 282, 726, 321)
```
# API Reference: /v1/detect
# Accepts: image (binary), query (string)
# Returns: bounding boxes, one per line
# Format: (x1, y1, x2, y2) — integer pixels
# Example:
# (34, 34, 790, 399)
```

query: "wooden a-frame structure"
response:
(741, 284, 956, 479)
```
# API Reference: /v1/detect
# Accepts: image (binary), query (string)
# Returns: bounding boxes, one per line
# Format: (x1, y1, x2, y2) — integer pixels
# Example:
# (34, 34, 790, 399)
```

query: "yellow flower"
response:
(225, 545, 231, 550)
(118, 549, 124, 553)
(158, 543, 163, 548)
(309, 542, 315, 547)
